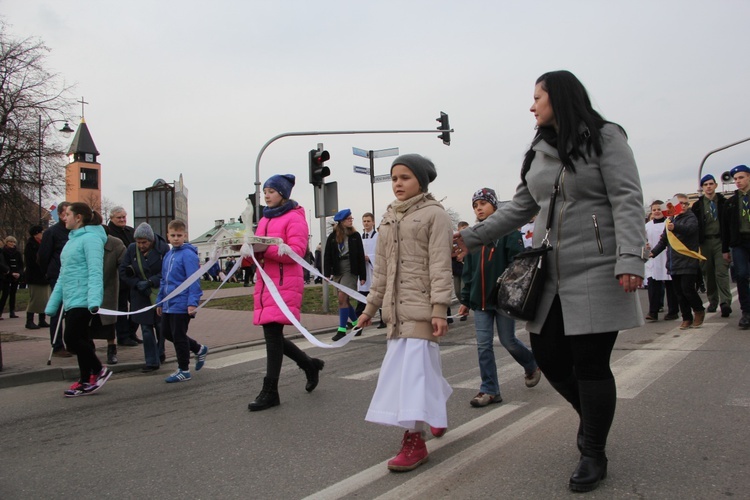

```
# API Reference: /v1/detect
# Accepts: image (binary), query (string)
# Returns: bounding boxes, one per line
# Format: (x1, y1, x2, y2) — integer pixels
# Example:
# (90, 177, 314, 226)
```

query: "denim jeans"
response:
(141, 323, 164, 367)
(474, 309, 538, 396)
(731, 241, 750, 313)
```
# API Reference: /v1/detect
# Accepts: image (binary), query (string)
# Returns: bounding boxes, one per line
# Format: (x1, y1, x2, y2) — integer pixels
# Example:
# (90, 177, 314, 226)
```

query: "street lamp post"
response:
(38, 116, 74, 223)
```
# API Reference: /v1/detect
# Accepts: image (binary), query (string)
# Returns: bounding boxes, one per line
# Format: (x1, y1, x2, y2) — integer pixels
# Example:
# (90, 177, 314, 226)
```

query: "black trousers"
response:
(161, 313, 200, 371)
(529, 295, 618, 382)
(671, 274, 704, 320)
(64, 308, 103, 382)
(263, 322, 312, 379)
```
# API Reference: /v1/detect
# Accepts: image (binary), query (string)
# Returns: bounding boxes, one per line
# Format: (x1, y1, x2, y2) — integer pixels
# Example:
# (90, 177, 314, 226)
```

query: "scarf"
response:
(390, 193, 428, 222)
(262, 199, 298, 219)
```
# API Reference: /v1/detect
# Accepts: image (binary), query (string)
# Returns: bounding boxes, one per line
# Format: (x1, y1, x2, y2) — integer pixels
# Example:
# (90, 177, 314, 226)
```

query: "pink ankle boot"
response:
(387, 431, 428, 471)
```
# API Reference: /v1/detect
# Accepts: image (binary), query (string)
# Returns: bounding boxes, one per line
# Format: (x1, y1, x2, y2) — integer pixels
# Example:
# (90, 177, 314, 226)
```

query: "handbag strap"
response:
(540, 164, 566, 247)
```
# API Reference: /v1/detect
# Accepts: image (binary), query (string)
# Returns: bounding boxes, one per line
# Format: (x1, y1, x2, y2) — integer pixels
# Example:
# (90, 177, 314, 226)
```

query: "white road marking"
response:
(302, 403, 526, 500)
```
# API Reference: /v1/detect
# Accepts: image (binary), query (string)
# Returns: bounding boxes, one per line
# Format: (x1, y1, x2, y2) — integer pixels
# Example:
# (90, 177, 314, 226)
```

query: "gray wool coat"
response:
(461, 123, 647, 336)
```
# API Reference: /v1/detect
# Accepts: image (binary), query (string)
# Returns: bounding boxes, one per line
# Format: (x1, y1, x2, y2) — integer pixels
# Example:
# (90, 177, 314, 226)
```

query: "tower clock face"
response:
(85, 153, 94, 162)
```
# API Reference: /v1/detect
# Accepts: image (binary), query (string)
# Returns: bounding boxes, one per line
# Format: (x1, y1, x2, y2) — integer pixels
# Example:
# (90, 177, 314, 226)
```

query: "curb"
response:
(0, 326, 340, 390)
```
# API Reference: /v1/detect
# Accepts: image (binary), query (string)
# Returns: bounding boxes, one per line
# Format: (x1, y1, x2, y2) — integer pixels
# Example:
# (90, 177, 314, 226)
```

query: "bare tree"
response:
(0, 22, 75, 238)
(444, 207, 465, 230)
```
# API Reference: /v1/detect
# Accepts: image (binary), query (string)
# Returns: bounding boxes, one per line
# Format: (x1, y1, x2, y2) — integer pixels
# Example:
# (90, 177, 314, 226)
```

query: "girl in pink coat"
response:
(248, 174, 324, 411)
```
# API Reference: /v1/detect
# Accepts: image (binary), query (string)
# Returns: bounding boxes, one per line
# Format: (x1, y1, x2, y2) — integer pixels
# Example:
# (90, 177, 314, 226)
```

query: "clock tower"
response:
(65, 118, 101, 211)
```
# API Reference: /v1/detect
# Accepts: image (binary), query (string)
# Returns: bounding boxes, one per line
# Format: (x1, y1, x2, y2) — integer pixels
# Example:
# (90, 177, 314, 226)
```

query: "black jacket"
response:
(118, 235, 169, 324)
(37, 221, 69, 282)
(651, 210, 700, 276)
(690, 193, 726, 243)
(721, 191, 749, 253)
(323, 231, 367, 281)
(24, 237, 48, 286)
(107, 221, 135, 247)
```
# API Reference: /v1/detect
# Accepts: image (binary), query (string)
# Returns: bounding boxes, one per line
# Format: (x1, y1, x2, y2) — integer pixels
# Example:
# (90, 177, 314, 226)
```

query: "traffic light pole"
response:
(253, 125, 453, 313)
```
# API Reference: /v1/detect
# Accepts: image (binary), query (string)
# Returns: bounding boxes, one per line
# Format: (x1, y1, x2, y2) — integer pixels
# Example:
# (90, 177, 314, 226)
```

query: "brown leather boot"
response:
(691, 310, 705, 328)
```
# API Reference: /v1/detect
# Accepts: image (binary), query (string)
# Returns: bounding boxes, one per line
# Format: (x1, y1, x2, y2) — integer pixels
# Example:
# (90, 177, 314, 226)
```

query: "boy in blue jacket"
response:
(458, 188, 541, 408)
(156, 219, 209, 383)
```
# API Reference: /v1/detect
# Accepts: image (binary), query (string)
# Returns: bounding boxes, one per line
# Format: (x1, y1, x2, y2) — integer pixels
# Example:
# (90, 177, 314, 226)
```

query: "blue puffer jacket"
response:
(156, 243, 203, 314)
(45, 225, 107, 315)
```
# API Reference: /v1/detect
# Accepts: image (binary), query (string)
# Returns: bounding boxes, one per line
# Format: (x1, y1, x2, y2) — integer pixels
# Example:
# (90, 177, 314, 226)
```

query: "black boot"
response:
(304, 358, 325, 393)
(569, 378, 616, 493)
(548, 374, 584, 452)
(248, 377, 280, 411)
(25, 312, 40, 330)
(107, 344, 118, 365)
(38, 314, 50, 328)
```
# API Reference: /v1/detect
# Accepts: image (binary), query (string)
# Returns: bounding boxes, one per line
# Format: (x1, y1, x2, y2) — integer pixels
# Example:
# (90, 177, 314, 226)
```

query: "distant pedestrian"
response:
(357, 153, 453, 472)
(325, 208, 366, 341)
(247, 174, 324, 411)
(156, 219, 209, 383)
(24, 226, 50, 330)
(38, 201, 71, 356)
(0, 236, 23, 320)
(45, 203, 112, 397)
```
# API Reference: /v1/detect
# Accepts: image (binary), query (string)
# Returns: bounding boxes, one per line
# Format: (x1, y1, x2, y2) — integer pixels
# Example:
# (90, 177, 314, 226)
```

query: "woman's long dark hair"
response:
(68, 202, 103, 226)
(521, 70, 622, 184)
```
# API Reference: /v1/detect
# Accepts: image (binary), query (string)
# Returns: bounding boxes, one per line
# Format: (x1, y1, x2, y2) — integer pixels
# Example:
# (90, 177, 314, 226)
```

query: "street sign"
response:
(353, 165, 370, 175)
(352, 147, 369, 158)
(372, 147, 400, 159)
(373, 174, 391, 183)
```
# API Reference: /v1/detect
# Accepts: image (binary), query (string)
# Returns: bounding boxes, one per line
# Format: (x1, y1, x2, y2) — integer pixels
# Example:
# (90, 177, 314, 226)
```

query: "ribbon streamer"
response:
(665, 220, 706, 261)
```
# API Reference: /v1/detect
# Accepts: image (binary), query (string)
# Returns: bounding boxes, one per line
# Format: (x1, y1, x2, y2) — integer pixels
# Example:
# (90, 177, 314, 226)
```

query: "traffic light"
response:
(437, 111, 451, 146)
(309, 147, 331, 186)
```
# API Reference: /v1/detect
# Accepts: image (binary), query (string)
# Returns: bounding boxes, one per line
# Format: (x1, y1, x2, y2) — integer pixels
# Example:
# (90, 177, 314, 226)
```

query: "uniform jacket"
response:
(24, 236, 49, 286)
(101, 236, 126, 326)
(460, 231, 523, 311)
(156, 243, 203, 314)
(323, 230, 367, 281)
(37, 221, 69, 282)
(461, 123, 647, 335)
(45, 224, 107, 315)
(253, 204, 308, 325)
(650, 210, 701, 276)
(691, 193, 726, 243)
(721, 191, 748, 253)
(362, 194, 453, 342)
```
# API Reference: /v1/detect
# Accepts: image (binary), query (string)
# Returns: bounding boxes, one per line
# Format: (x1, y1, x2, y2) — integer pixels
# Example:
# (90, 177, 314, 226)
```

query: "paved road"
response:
(1, 291, 749, 499)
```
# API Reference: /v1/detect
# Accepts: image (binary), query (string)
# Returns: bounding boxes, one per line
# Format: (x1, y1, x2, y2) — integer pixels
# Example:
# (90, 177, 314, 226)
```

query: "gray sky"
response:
(4, 0, 750, 244)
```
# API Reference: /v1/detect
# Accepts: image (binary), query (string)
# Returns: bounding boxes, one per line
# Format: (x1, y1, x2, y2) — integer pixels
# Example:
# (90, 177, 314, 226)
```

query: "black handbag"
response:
(493, 165, 564, 320)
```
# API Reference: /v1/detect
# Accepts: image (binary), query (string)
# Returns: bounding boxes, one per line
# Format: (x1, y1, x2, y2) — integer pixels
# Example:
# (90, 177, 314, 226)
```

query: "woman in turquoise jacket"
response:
(45, 202, 112, 397)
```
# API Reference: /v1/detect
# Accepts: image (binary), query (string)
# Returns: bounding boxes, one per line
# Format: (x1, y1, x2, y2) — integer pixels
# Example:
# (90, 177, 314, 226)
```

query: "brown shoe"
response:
(679, 320, 692, 330)
(691, 310, 705, 328)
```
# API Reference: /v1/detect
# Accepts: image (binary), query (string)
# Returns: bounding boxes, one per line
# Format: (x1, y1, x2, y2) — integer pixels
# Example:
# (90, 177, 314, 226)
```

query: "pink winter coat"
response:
(253, 204, 309, 325)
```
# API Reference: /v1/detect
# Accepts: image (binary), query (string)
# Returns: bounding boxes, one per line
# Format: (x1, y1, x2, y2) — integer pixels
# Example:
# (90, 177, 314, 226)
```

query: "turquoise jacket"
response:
(45, 225, 107, 315)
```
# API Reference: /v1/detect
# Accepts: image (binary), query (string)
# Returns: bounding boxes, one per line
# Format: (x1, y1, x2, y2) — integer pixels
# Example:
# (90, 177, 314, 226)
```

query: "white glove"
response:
(277, 243, 292, 256)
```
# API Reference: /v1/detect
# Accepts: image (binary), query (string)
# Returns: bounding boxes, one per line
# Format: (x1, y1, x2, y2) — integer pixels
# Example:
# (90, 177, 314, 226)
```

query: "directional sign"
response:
(373, 174, 391, 183)
(352, 147, 369, 158)
(353, 165, 370, 175)
(372, 147, 400, 159)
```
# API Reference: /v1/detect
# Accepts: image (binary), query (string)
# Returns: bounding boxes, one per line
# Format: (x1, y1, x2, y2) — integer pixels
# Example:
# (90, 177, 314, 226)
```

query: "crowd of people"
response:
(4, 69, 750, 494)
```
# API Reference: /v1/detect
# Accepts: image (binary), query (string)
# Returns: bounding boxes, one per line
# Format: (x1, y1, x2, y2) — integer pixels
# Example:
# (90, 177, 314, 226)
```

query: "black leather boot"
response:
(304, 358, 325, 393)
(38, 314, 50, 328)
(248, 377, 280, 411)
(25, 312, 40, 330)
(107, 344, 118, 365)
(548, 374, 584, 451)
(569, 378, 616, 492)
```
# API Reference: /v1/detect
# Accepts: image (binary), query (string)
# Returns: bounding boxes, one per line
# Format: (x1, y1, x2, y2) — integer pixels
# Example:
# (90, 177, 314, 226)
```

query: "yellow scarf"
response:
(666, 218, 706, 261)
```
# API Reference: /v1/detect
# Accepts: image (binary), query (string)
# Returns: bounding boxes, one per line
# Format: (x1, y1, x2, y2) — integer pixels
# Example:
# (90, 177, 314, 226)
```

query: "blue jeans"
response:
(141, 323, 164, 367)
(474, 309, 538, 396)
(731, 241, 750, 313)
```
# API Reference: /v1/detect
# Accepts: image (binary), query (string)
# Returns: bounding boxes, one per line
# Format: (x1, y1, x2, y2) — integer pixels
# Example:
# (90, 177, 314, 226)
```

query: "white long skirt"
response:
(365, 338, 453, 429)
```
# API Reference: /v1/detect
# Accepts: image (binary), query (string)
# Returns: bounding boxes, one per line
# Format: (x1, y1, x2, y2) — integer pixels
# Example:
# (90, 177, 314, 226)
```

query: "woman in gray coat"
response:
(455, 70, 647, 493)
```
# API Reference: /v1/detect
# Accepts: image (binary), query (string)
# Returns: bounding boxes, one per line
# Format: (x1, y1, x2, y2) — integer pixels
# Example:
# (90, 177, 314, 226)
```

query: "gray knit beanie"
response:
(133, 222, 155, 242)
(391, 154, 437, 193)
